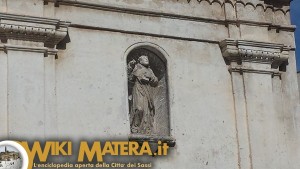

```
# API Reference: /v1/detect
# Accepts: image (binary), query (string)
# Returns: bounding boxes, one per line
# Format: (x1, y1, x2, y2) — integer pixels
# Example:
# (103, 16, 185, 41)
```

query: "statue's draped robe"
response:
(129, 63, 158, 134)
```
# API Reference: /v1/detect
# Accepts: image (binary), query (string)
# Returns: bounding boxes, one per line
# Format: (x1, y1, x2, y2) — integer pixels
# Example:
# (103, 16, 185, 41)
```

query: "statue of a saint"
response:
(128, 55, 158, 135)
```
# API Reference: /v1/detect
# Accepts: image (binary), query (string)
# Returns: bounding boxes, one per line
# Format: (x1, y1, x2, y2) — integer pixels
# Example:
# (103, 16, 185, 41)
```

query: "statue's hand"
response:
(127, 59, 137, 75)
(141, 77, 150, 83)
(149, 77, 155, 83)
(128, 60, 136, 67)
(149, 76, 158, 87)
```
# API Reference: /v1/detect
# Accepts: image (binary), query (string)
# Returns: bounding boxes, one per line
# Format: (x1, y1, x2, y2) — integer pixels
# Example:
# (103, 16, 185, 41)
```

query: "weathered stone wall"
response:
(0, 0, 299, 169)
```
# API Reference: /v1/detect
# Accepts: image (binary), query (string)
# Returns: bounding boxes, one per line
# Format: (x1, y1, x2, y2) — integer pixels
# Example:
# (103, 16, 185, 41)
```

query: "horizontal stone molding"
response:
(226, 19, 295, 32)
(70, 23, 220, 44)
(0, 13, 59, 26)
(220, 39, 290, 68)
(43, 0, 294, 32)
(0, 13, 70, 48)
(229, 65, 281, 76)
(0, 44, 58, 56)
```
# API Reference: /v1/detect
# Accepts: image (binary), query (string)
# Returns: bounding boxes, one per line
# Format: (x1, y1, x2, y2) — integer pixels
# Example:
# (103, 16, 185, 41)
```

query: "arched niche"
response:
(126, 43, 170, 137)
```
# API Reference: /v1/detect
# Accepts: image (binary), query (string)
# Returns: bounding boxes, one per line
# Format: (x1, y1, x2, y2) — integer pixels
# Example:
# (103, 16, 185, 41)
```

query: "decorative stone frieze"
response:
(0, 13, 70, 48)
(220, 39, 291, 74)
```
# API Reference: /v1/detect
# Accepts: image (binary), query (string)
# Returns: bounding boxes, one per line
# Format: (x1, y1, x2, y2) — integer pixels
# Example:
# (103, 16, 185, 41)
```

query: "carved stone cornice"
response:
(0, 13, 70, 48)
(220, 39, 290, 71)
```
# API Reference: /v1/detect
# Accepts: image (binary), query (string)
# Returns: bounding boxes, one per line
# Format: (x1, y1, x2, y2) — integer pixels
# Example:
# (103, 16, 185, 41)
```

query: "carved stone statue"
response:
(128, 55, 158, 135)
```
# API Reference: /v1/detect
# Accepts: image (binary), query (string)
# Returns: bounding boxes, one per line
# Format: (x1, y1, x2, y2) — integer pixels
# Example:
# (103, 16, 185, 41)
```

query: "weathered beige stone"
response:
(44, 53, 58, 138)
(0, 0, 298, 168)
(7, 48, 45, 139)
(0, 0, 6, 13)
(7, 0, 43, 17)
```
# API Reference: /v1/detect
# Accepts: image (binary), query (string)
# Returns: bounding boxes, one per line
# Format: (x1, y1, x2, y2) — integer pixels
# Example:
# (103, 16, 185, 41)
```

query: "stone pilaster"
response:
(0, 45, 7, 140)
(220, 39, 291, 169)
(0, 12, 69, 140)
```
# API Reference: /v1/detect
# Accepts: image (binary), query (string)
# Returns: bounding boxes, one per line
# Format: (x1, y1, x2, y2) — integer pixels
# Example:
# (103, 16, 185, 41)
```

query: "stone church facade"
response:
(0, 0, 299, 168)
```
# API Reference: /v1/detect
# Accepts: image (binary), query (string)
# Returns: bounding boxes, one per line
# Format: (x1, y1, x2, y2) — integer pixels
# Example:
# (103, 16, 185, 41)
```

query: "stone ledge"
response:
(0, 44, 58, 56)
(226, 19, 296, 32)
(0, 13, 60, 26)
(229, 65, 282, 76)
(129, 134, 176, 147)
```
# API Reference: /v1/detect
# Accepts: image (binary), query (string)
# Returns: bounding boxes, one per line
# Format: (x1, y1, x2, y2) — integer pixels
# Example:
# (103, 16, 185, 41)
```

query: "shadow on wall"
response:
(263, 0, 291, 7)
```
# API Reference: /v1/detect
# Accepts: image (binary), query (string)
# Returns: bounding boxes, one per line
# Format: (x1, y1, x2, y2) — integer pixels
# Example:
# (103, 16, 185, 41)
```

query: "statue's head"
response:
(138, 55, 149, 66)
